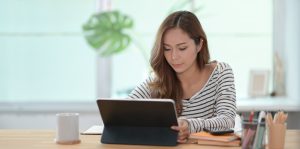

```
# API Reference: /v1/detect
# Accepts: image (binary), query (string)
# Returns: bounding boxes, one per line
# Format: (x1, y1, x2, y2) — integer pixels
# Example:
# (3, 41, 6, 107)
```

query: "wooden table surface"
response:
(0, 129, 299, 149)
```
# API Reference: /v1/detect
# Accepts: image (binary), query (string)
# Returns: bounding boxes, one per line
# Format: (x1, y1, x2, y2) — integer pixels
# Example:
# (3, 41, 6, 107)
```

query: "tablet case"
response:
(97, 98, 178, 146)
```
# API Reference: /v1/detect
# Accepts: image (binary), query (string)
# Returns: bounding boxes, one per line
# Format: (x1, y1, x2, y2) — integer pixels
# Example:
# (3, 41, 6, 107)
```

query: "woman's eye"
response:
(179, 47, 187, 51)
(164, 47, 171, 51)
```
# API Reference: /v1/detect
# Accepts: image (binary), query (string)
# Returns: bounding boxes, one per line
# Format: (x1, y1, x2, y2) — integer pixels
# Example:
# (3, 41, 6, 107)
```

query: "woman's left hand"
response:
(171, 119, 190, 143)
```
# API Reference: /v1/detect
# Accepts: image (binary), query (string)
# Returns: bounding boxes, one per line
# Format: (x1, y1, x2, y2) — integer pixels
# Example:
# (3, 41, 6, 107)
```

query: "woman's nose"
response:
(172, 50, 179, 60)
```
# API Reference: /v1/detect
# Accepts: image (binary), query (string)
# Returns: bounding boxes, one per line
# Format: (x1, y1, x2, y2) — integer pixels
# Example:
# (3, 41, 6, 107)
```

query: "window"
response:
(1, 0, 299, 107)
(0, 0, 97, 102)
(110, 0, 273, 98)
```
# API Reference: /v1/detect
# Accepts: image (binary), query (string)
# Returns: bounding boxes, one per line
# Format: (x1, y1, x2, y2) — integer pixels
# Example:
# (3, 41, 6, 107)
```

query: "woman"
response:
(128, 11, 236, 143)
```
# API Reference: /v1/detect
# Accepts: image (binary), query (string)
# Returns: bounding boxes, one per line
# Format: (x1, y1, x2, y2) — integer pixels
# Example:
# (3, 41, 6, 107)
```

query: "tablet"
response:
(97, 98, 178, 146)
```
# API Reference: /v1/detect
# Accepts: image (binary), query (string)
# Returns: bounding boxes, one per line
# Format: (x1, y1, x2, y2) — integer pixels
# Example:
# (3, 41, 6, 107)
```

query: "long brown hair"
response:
(149, 11, 210, 115)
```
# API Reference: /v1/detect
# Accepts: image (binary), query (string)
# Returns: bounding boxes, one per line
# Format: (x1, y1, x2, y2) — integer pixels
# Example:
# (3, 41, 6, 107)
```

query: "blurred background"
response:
(0, 0, 299, 131)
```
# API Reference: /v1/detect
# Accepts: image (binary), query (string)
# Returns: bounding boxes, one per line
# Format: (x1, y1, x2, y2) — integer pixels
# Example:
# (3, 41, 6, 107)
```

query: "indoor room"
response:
(0, 0, 299, 148)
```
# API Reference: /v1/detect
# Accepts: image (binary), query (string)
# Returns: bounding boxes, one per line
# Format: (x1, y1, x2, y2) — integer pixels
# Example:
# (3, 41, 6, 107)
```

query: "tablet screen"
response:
(97, 98, 178, 127)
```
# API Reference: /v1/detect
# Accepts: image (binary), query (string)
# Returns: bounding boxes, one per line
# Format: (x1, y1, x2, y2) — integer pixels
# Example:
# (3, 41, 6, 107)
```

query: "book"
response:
(80, 125, 104, 135)
(189, 131, 239, 142)
(197, 139, 241, 147)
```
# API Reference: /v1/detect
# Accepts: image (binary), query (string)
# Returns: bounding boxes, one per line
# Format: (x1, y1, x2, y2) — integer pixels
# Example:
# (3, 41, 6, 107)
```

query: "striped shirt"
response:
(128, 62, 236, 133)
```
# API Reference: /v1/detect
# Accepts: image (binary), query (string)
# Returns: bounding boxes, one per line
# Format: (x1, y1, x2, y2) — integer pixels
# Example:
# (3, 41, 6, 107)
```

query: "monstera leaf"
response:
(82, 11, 133, 56)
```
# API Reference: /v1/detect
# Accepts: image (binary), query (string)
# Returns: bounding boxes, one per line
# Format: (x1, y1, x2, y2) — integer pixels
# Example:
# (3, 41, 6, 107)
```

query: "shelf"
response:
(237, 97, 300, 111)
(1, 97, 299, 113)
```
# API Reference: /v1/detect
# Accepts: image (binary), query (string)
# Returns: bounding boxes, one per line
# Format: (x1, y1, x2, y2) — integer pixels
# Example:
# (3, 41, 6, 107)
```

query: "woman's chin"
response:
(174, 69, 185, 74)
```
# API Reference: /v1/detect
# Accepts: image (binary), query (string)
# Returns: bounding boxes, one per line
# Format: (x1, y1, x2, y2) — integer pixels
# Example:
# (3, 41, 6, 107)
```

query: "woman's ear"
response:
(197, 39, 204, 52)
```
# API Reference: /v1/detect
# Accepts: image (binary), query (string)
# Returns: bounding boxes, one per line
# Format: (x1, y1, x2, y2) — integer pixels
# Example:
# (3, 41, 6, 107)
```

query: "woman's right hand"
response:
(171, 119, 190, 143)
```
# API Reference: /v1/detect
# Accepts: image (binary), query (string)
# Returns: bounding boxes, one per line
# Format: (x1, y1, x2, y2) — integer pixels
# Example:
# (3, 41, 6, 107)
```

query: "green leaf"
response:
(82, 10, 133, 57)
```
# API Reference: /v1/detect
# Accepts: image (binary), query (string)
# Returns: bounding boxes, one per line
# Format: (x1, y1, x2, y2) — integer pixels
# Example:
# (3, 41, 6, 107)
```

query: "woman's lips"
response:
(172, 64, 182, 68)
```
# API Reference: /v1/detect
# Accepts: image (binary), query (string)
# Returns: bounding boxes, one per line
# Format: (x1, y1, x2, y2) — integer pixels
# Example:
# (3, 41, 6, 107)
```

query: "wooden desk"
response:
(0, 129, 299, 149)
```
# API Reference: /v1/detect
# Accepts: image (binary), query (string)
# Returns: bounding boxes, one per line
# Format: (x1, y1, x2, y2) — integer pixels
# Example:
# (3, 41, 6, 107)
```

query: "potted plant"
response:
(82, 10, 134, 57)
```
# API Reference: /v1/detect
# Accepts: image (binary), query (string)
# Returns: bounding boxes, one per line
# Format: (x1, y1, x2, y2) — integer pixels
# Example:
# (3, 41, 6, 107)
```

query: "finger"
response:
(178, 131, 189, 138)
(178, 135, 187, 140)
(177, 139, 188, 143)
(171, 126, 180, 131)
(173, 125, 186, 131)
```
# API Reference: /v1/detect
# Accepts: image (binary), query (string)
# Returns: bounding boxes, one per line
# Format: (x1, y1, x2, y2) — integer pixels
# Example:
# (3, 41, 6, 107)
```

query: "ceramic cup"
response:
(55, 113, 80, 144)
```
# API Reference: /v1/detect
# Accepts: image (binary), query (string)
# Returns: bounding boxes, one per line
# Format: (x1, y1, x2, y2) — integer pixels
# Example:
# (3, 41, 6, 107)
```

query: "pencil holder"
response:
(241, 120, 258, 149)
(267, 123, 286, 149)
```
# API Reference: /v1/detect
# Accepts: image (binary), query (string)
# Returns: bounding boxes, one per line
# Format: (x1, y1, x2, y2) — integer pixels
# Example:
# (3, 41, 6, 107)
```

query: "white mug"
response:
(55, 113, 81, 144)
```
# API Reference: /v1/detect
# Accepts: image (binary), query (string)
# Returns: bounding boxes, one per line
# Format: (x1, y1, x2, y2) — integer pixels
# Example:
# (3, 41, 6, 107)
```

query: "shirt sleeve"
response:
(127, 77, 152, 99)
(186, 63, 237, 133)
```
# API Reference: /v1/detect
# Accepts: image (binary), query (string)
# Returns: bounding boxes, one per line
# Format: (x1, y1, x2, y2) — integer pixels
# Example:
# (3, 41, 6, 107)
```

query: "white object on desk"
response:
(234, 114, 242, 137)
(81, 125, 104, 135)
(55, 113, 80, 144)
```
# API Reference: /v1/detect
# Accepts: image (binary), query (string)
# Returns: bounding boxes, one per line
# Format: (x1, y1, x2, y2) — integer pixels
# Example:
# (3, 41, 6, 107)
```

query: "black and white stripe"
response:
(128, 62, 236, 133)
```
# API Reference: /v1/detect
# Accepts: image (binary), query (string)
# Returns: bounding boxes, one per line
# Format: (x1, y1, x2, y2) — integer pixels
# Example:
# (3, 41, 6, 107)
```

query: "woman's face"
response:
(163, 28, 201, 75)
